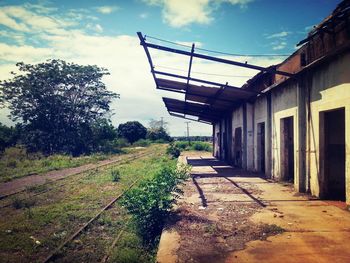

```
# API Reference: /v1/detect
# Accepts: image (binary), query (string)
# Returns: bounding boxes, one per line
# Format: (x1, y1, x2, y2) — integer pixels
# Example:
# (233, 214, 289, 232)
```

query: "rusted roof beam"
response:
(153, 70, 258, 95)
(137, 32, 293, 78)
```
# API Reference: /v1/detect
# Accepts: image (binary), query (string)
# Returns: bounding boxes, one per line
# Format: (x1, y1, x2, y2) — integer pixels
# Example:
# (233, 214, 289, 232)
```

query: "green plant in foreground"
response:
(121, 163, 190, 245)
(166, 143, 181, 159)
(111, 169, 121, 182)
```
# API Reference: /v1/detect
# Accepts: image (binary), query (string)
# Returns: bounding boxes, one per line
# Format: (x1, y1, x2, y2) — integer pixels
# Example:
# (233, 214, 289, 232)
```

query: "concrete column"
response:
(266, 94, 272, 178)
(297, 75, 307, 192)
(243, 103, 247, 169)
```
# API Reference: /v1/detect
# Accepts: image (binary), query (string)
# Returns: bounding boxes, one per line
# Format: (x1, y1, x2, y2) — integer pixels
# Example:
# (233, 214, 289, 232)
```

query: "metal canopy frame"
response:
(137, 31, 293, 124)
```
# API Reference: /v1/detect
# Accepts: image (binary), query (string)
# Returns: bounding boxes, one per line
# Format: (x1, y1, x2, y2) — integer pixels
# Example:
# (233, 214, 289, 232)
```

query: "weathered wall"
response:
(246, 103, 254, 170)
(253, 95, 269, 174)
(231, 106, 244, 168)
(271, 81, 299, 188)
(220, 118, 226, 160)
(308, 51, 350, 204)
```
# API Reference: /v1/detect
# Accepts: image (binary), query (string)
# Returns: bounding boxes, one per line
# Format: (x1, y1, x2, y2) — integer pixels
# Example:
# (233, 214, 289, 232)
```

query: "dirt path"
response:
(157, 153, 350, 263)
(0, 150, 147, 199)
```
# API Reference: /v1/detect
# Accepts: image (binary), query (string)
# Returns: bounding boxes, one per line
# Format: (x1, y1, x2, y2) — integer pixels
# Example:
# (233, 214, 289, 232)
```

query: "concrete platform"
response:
(157, 153, 350, 263)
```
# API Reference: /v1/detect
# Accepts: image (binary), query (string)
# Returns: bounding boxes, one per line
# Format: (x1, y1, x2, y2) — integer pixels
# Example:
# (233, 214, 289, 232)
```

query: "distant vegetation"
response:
(175, 141, 212, 152)
(0, 60, 173, 160)
(0, 146, 111, 183)
(0, 60, 119, 156)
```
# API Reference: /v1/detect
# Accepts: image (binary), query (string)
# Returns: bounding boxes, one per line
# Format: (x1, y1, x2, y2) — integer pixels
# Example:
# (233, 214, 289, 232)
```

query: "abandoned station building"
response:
(139, 1, 350, 205)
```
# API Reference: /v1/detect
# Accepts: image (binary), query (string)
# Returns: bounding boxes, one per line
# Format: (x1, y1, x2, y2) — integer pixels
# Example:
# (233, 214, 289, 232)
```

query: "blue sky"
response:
(0, 0, 341, 135)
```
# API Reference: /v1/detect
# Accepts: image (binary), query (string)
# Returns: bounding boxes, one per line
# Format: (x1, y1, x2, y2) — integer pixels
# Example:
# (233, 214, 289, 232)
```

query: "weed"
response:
(132, 139, 151, 147)
(260, 224, 285, 235)
(111, 169, 121, 182)
(121, 163, 190, 245)
(26, 184, 48, 194)
(204, 223, 218, 235)
(166, 143, 181, 158)
(12, 198, 36, 210)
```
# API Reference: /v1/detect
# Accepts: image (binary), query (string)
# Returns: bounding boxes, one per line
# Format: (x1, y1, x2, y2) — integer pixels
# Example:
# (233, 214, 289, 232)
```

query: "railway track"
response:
(0, 150, 152, 208)
(42, 177, 139, 263)
(41, 150, 161, 263)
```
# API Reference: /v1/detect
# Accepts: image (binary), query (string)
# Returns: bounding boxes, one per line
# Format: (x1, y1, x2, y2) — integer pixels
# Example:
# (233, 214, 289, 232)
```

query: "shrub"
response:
(174, 141, 189, 150)
(133, 139, 151, 147)
(113, 138, 130, 148)
(166, 143, 181, 159)
(173, 141, 212, 152)
(191, 141, 212, 152)
(2, 146, 27, 160)
(111, 169, 121, 182)
(121, 163, 190, 245)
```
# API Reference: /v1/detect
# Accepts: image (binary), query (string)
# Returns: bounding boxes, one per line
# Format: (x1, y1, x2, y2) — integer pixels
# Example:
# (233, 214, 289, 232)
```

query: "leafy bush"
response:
(192, 141, 212, 152)
(121, 163, 190, 245)
(173, 141, 212, 152)
(133, 139, 151, 147)
(166, 143, 181, 159)
(113, 138, 130, 148)
(111, 169, 121, 182)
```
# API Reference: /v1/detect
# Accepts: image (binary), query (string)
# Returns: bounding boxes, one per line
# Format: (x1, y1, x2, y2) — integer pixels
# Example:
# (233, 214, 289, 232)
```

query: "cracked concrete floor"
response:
(157, 153, 350, 263)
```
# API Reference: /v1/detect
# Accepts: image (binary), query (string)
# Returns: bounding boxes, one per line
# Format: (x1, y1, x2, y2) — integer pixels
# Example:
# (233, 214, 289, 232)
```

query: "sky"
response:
(0, 0, 341, 136)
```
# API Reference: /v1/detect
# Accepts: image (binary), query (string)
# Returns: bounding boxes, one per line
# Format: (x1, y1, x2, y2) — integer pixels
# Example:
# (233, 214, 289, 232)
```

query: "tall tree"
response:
(0, 59, 119, 155)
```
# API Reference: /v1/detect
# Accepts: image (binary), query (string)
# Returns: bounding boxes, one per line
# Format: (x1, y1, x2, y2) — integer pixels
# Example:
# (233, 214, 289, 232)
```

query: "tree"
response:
(0, 59, 119, 155)
(147, 127, 172, 142)
(147, 118, 171, 142)
(117, 121, 147, 144)
(0, 122, 20, 151)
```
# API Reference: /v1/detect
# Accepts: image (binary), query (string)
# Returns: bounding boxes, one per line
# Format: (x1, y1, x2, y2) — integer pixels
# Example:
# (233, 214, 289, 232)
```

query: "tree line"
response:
(0, 59, 171, 156)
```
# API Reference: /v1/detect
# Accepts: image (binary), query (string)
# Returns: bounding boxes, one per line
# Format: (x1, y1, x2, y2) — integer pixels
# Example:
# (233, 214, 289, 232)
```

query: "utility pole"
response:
(185, 121, 190, 144)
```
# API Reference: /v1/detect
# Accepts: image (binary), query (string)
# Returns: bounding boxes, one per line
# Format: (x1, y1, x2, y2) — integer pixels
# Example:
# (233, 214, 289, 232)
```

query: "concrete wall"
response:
(271, 81, 298, 188)
(231, 106, 244, 168)
(213, 51, 350, 205)
(308, 52, 350, 204)
(253, 96, 269, 175)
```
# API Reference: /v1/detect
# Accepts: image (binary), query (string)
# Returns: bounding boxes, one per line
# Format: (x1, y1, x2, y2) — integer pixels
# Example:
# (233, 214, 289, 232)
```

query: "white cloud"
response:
(139, 13, 149, 19)
(143, 0, 254, 27)
(0, 1, 282, 136)
(0, 43, 52, 63)
(272, 41, 287, 50)
(266, 31, 290, 39)
(87, 23, 103, 33)
(95, 6, 119, 14)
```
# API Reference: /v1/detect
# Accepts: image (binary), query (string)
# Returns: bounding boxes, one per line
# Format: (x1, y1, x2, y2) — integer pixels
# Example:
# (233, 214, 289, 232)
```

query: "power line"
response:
(145, 34, 290, 57)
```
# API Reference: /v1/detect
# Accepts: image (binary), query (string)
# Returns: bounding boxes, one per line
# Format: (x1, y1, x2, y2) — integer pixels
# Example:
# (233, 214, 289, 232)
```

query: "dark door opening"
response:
(233, 127, 242, 168)
(257, 122, 265, 173)
(280, 117, 294, 182)
(324, 108, 345, 201)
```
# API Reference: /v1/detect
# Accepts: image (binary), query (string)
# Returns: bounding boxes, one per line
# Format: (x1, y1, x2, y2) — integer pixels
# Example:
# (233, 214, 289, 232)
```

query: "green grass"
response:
(0, 144, 170, 262)
(174, 141, 212, 152)
(0, 146, 129, 183)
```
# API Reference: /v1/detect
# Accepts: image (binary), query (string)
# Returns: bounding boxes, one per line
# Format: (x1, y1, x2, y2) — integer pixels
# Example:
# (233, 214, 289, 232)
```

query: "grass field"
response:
(0, 144, 173, 263)
(0, 146, 148, 183)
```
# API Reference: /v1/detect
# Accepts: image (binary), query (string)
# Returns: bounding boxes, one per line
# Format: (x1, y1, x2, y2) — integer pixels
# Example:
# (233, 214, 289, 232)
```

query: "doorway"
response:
(233, 127, 242, 168)
(257, 122, 265, 173)
(280, 117, 294, 182)
(323, 108, 345, 201)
